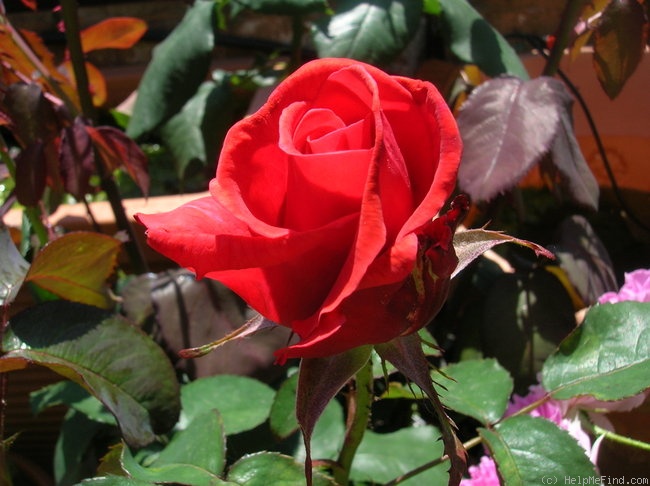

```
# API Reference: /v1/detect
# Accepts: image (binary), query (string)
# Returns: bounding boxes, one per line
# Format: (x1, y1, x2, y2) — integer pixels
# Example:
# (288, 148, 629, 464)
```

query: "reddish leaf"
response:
(593, 0, 648, 99)
(14, 142, 47, 206)
(80, 18, 147, 53)
(87, 126, 149, 196)
(20, 0, 37, 10)
(457, 77, 570, 202)
(296, 346, 372, 486)
(58, 60, 108, 107)
(452, 228, 554, 279)
(375, 335, 467, 486)
(59, 117, 96, 199)
(25, 231, 122, 309)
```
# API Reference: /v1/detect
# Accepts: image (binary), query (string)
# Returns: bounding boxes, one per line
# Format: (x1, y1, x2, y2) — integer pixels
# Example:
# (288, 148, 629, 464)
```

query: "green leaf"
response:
(312, 0, 422, 65)
(437, 359, 513, 425)
(159, 74, 243, 179)
(25, 232, 121, 309)
(30, 380, 116, 425)
(0, 225, 29, 306)
(269, 371, 299, 439)
(150, 410, 226, 475)
(422, 0, 441, 15)
(181, 375, 274, 435)
(80, 476, 152, 486)
(543, 301, 650, 401)
(227, 452, 336, 485)
(232, 0, 329, 15)
(54, 409, 111, 485)
(438, 0, 529, 79)
(351, 426, 448, 485)
(480, 415, 597, 484)
(0, 301, 181, 447)
(127, 0, 216, 139)
(120, 444, 233, 486)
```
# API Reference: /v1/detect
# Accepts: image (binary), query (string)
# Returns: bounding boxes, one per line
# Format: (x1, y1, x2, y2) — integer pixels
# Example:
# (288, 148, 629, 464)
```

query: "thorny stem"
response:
(590, 424, 650, 452)
(335, 358, 374, 486)
(59, 0, 149, 274)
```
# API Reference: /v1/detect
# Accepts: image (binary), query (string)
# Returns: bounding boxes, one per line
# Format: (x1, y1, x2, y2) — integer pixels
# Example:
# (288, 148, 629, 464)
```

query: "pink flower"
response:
(598, 269, 650, 304)
(460, 455, 499, 486)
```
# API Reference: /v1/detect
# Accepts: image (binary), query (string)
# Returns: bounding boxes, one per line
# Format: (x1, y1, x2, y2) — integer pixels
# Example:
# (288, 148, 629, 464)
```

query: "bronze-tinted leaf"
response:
(25, 231, 121, 309)
(80, 18, 147, 53)
(593, 0, 648, 99)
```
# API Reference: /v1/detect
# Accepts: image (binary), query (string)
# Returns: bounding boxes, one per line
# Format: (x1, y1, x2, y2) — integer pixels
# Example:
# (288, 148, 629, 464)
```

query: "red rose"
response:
(136, 58, 462, 361)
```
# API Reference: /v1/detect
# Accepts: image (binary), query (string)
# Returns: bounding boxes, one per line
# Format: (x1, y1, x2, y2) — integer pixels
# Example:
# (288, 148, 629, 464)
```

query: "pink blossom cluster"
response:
(598, 269, 650, 304)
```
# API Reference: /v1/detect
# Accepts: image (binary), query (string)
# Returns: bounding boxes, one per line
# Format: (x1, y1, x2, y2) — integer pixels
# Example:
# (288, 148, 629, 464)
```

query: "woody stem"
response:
(335, 357, 374, 485)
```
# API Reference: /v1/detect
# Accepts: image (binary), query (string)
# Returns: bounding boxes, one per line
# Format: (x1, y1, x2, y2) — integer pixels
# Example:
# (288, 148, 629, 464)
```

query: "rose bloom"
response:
(136, 58, 463, 361)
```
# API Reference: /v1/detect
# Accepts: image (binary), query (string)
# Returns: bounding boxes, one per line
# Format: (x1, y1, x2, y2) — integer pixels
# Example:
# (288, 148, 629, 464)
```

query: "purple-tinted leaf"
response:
(551, 215, 617, 305)
(457, 77, 570, 202)
(1, 83, 59, 146)
(296, 346, 372, 486)
(376, 334, 466, 486)
(123, 270, 289, 380)
(14, 141, 46, 206)
(0, 225, 29, 306)
(593, 0, 648, 99)
(452, 228, 555, 279)
(541, 105, 599, 210)
(87, 126, 149, 197)
(60, 117, 96, 199)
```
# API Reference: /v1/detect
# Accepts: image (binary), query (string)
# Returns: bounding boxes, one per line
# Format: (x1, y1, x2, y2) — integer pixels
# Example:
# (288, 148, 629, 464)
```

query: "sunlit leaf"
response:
(457, 76, 569, 202)
(80, 18, 147, 53)
(26, 232, 121, 309)
(437, 359, 513, 425)
(269, 371, 299, 439)
(0, 300, 181, 447)
(452, 227, 554, 279)
(87, 125, 149, 196)
(593, 0, 648, 99)
(312, 0, 422, 65)
(181, 375, 274, 435)
(351, 426, 448, 485)
(160, 73, 248, 180)
(0, 225, 29, 306)
(30, 380, 116, 425)
(437, 0, 529, 79)
(149, 411, 226, 476)
(120, 444, 231, 486)
(480, 415, 597, 483)
(127, 0, 216, 139)
(543, 301, 650, 401)
(228, 452, 336, 486)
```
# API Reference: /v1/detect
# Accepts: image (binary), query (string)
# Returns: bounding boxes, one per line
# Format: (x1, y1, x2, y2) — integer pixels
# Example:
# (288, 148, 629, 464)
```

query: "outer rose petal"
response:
(138, 58, 463, 359)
